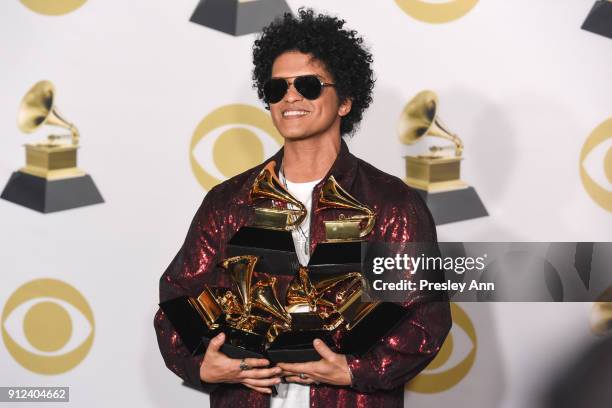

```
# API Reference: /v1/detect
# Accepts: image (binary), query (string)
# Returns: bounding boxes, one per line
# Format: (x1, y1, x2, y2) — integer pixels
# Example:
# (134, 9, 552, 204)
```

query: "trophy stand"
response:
(582, 1, 612, 40)
(1, 81, 103, 213)
(398, 90, 487, 225)
(190, 0, 291, 36)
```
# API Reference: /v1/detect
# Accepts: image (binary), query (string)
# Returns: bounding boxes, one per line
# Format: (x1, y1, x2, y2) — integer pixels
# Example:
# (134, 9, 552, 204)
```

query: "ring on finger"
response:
(239, 358, 251, 371)
(299, 373, 307, 380)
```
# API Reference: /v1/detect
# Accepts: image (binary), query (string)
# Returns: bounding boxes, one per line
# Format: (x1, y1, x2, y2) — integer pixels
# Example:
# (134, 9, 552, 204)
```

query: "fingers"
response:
(285, 375, 316, 385)
(277, 362, 312, 374)
(243, 383, 273, 394)
(242, 377, 282, 387)
(240, 366, 282, 379)
(280, 369, 298, 377)
(243, 358, 270, 369)
(313, 338, 336, 361)
(207, 333, 225, 353)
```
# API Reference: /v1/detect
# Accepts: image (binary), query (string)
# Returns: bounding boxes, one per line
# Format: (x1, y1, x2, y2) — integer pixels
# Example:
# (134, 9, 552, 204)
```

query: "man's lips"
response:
(282, 109, 310, 118)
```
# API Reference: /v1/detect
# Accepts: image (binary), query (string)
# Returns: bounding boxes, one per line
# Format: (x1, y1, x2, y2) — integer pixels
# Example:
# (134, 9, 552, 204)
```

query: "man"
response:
(154, 8, 451, 408)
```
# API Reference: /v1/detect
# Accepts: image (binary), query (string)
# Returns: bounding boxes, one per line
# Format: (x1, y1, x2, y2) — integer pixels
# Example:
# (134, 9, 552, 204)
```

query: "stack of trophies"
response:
(161, 162, 405, 362)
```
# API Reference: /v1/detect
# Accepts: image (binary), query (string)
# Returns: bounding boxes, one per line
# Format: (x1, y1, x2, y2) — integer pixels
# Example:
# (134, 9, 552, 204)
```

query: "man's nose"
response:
(284, 81, 303, 102)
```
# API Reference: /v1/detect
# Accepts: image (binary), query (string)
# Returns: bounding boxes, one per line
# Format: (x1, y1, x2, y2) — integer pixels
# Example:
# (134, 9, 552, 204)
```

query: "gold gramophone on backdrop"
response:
(190, 0, 292, 36)
(1, 80, 103, 213)
(591, 286, 612, 336)
(398, 90, 487, 225)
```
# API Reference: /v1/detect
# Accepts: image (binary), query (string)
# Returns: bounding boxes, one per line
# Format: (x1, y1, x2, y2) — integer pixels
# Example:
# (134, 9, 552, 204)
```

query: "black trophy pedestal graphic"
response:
(415, 186, 488, 225)
(190, 0, 291, 36)
(1, 171, 104, 213)
(582, 1, 612, 40)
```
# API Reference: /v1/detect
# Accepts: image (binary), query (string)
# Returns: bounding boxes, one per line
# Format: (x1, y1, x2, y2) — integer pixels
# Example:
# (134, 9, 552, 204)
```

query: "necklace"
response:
(279, 161, 310, 258)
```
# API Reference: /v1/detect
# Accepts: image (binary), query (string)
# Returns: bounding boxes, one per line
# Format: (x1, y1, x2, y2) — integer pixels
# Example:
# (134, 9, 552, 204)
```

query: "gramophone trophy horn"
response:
(252, 276, 292, 327)
(250, 161, 307, 229)
(317, 175, 375, 241)
(1, 80, 103, 213)
(221, 255, 258, 315)
(591, 286, 612, 336)
(398, 90, 463, 157)
(397, 90, 487, 225)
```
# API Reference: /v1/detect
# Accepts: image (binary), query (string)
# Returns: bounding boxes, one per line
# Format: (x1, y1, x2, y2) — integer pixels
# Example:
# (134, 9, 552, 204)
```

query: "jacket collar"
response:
(265, 138, 358, 193)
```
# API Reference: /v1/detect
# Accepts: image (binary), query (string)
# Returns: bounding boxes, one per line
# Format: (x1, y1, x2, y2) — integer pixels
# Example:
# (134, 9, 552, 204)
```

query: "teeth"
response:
(283, 110, 309, 117)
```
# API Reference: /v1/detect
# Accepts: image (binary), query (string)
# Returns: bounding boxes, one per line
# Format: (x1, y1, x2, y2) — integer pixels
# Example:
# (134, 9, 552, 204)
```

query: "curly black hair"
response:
(252, 8, 375, 136)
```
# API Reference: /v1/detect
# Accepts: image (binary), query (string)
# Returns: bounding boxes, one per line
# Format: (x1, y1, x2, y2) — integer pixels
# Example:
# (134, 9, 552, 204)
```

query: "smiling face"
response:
(268, 51, 351, 141)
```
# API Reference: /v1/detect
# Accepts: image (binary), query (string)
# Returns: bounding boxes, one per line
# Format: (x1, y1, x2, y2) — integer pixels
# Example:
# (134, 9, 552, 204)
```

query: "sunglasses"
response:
(263, 75, 335, 104)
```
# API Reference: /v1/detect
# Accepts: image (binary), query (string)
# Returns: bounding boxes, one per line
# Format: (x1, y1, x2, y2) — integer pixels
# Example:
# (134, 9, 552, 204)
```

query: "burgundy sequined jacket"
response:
(154, 140, 452, 408)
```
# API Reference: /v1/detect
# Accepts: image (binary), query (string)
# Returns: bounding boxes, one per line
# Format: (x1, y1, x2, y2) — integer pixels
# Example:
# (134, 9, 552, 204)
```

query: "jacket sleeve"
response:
(153, 187, 223, 392)
(346, 189, 452, 392)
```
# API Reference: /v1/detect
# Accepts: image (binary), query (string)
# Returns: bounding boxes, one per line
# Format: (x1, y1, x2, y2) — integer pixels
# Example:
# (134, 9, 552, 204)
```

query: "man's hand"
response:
(200, 333, 282, 394)
(277, 339, 352, 386)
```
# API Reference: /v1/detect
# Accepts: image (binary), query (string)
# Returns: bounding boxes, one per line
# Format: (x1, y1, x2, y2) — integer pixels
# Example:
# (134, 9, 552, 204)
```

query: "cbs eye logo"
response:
(406, 303, 476, 393)
(2, 278, 94, 375)
(190, 104, 283, 191)
(395, 0, 479, 24)
(19, 0, 87, 15)
(580, 118, 612, 212)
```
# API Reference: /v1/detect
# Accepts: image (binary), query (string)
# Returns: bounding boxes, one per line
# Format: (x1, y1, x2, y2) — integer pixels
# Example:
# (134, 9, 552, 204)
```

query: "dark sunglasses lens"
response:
(263, 79, 287, 104)
(295, 75, 322, 100)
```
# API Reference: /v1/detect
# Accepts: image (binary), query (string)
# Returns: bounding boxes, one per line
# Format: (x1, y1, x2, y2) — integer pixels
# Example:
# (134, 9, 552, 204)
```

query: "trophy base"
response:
(1, 171, 104, 213)
(190, 0, 292, 36)
(227, 226, 300, 276)
(160, 296, 222, 355)
(414, 186, 488, 225)
(339, 302, 406, 356)
(308, 241, 363, 276)
(200, 331, 267, 359)
(267, 331, 334, 363)
(582, 1, 612, 39)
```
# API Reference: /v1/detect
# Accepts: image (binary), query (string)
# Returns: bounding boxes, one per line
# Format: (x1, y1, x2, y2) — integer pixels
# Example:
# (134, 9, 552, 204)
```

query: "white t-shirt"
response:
(270, 176, 321, 408)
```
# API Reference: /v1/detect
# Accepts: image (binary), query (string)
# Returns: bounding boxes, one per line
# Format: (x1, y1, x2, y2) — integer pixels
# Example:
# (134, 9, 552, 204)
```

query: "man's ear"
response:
(338, 98, 352, 117)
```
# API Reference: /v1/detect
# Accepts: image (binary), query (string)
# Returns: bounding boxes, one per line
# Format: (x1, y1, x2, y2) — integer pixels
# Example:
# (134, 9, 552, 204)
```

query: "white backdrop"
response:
(1, 1, 610, 407)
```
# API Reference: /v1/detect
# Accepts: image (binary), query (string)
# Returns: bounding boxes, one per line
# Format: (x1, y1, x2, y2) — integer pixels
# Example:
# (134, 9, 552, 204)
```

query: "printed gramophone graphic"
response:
(398, 90, 487, 225)
(582, 1, 612, 40)
(190, 0, 291, 36)
(161, 164, 410, 361)
(1, 80, 103, 213)
(591, 286, 612, 336)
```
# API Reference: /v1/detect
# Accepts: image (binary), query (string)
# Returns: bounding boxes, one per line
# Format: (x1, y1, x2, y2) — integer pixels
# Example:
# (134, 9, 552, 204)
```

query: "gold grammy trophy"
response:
(226, 161, 305, 277)
(318, 175, 376, 242)
(250, 161, 306, 230)
(398, 90, 487, 225)
(1, 80, 103, 213)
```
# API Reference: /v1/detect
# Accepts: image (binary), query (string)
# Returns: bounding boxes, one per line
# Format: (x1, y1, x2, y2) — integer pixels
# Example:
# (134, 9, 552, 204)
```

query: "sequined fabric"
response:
(153, 140, 452, 408)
